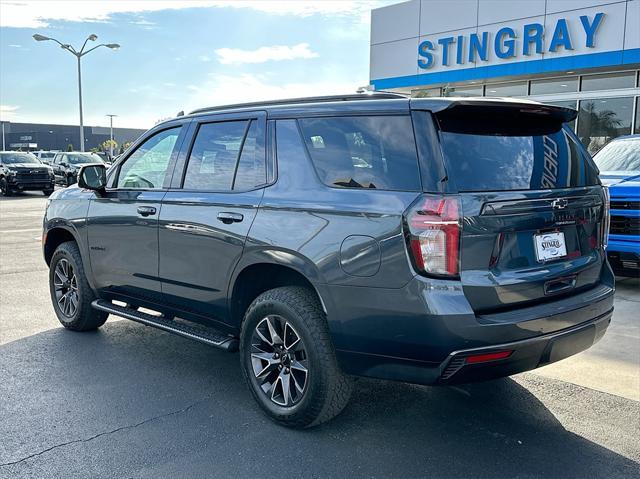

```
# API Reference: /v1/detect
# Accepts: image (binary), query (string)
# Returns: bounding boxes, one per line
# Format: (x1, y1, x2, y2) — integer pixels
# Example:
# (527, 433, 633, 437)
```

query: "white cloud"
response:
(215, 43, 318, 65)
(198, 55, 212, 63)
(0, 1, 380, 28)
(183, 73, 361, 113)
(8, 44, 22, 48)
(0, 105, 20, 121)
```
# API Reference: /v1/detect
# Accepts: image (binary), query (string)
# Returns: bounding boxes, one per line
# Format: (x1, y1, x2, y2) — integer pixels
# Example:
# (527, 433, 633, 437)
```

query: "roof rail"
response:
(189, 92, 407, 115)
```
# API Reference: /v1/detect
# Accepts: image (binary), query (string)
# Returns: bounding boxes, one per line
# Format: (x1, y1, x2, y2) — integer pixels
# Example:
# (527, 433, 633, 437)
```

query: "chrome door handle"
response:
(137, 206, 157, 217)
(217, 212, 243, 224)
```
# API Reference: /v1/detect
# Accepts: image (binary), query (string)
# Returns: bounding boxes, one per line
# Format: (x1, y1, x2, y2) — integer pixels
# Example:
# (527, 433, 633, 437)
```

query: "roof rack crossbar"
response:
(189, 92, 407, 115)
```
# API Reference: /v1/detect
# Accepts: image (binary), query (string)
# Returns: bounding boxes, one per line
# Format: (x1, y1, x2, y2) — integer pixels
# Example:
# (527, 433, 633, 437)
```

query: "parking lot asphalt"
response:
(1, 192, 639, 478)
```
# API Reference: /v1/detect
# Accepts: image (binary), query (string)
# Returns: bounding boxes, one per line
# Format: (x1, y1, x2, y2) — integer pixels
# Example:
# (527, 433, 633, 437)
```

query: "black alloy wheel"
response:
(0, 177, 11, 196)
(250, 314, 309, 407)
(53, 258, 79, 318)
(48, 241, 107, 331)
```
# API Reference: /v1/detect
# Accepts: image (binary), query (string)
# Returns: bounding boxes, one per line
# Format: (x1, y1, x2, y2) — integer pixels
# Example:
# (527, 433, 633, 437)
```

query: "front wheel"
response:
(0, 177, 12, 196)
(240, 286, 352, 428)
(49, 241, 107, 331)
(66, 175, 74, 187)
(43, 188, 54, 196)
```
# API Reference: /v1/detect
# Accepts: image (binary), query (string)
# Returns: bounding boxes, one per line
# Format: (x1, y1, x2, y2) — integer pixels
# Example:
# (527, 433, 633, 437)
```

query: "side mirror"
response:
(78, 164, 107, 193)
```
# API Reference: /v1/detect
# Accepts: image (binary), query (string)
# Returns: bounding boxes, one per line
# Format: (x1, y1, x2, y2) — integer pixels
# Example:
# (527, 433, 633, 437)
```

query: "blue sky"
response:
(0, 1, 391, 129)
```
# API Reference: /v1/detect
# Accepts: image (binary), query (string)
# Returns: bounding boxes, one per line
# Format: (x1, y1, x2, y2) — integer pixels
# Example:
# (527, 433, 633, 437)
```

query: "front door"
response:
(87, 125, 186, 302)
(158, 113, 267, 324)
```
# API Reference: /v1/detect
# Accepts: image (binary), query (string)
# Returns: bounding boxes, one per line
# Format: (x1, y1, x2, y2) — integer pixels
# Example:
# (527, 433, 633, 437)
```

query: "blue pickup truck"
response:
(593, 134, 640, 277)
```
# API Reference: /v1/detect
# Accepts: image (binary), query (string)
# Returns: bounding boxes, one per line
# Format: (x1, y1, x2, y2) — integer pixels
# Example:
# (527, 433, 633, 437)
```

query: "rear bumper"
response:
(437, 308, 611, 384)
(329, 266, 615, 386)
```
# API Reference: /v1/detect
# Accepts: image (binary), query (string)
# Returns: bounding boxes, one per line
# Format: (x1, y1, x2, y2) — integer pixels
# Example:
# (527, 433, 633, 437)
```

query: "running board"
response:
(91, 299, 238, 352)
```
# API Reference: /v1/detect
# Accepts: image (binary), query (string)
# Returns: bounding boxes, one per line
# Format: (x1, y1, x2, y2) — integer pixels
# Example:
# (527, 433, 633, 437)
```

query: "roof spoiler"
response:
(420, 98, 577, 135)
(412, 97, 577, 123)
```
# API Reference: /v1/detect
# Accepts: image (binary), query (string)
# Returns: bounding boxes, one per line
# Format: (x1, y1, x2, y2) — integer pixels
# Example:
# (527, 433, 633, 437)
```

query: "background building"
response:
(0, 122, 145, 153)
(370, 0, 640, 153)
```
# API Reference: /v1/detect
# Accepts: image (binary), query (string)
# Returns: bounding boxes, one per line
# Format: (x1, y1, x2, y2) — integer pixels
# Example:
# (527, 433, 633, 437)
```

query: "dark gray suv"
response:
(43, 93, 614, 427)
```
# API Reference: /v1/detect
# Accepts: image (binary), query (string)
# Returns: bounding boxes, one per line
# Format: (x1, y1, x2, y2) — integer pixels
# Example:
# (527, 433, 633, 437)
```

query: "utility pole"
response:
(106, 114, 117, 160)
(1, 122, 6, 151)
(33, 33, 120, 152)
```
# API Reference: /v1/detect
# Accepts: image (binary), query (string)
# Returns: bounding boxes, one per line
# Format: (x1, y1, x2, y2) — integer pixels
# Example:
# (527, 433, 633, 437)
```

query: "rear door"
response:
(434, 103, 604, 313)
(158, 111, 267, 324)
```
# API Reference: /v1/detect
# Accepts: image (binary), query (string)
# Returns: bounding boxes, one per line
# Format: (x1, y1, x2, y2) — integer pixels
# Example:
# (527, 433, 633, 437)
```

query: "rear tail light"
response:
(404, 195, 461, 277)
(602, 186, 610, 249)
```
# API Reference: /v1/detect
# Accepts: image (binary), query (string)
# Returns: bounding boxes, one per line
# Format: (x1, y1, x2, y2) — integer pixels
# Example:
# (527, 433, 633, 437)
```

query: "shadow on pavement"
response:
(1, 320, 637, 478)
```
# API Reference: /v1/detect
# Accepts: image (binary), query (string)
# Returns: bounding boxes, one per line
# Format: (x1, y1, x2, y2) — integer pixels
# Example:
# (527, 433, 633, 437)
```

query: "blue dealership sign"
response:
(418, 13, 605, 69)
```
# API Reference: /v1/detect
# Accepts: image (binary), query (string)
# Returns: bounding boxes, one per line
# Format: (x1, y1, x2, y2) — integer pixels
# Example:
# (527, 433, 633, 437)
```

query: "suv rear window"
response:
(440, 127, 600, 192)
(298, 116, 421, 191)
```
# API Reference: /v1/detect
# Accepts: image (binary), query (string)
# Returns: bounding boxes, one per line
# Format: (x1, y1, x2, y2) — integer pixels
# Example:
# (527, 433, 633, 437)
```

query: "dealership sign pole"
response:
(33, 34, 120, 152)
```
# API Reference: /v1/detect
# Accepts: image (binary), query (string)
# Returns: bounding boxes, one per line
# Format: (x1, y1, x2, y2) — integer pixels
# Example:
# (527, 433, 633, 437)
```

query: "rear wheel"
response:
(49, 241, 107, 331)
(240, 286, 352, 428)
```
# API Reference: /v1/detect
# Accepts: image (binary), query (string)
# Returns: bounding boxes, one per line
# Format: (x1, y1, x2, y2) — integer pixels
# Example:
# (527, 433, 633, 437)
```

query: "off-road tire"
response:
(49, 241, 107, 331)
(240, 286, 352, 428)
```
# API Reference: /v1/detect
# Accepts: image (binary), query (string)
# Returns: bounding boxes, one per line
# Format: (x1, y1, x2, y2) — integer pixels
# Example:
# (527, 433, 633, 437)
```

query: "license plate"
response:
(534, 231, 567, 262)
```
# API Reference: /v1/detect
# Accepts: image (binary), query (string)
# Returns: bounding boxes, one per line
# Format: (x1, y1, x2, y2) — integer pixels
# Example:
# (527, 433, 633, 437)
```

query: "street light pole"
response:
(106, 114, 117, 160)
(33, 33, 120, 153)
(1, 122, 6, 151)
(77, 56, 84, 151)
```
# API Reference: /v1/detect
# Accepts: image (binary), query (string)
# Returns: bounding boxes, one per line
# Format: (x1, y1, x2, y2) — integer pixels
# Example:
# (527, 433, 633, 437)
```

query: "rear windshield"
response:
(298, 116, 421, 191)
(440, 127, 600, 192)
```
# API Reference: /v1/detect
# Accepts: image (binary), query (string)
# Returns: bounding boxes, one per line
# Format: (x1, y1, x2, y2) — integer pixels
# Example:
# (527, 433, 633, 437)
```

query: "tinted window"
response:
(67, 153, 103, 164)
(440, 128, 599, 191)
(530, 77, 578, 95)
(183, 120, 264, 191)
(593, 138, 640, 171)
(117, 127, 180, 189)
(485, 81, 527, 97)
(298, 116, 421, 191)
(443, 85, 483, 97)
(581, 72, 635, 92)
(233, 121, 266, 190)
(577, 97, 634, 154)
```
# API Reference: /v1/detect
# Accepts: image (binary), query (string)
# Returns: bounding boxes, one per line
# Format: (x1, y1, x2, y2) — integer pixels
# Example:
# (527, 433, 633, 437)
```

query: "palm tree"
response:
(579, 101, 622, 153)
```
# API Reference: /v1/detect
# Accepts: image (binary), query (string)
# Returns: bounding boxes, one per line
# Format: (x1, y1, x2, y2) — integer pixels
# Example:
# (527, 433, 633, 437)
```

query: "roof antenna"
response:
(176, 110, 184, 117)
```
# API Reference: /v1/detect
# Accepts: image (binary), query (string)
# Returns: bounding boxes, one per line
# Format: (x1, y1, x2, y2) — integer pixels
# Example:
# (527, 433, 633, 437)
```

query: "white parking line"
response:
(0, 228, 42, 233)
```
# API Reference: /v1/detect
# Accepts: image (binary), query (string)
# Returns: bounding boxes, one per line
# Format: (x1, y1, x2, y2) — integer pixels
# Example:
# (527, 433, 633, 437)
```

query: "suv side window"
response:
(233, 121, 265, 190)
(183, 119, 263, 191)
(298, 116, 421, 191)
(116, 127, 181, 189)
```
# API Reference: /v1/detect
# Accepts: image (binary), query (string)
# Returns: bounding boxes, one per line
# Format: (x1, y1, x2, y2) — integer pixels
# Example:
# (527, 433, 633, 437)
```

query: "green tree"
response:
(100, 139, 118, 153)
(67, 144, 74, 152)
(119, 141, 132, 154)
